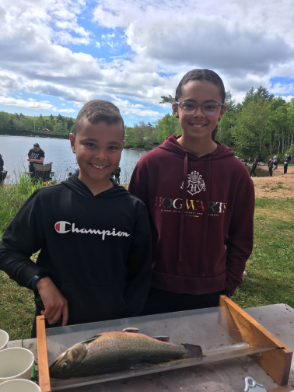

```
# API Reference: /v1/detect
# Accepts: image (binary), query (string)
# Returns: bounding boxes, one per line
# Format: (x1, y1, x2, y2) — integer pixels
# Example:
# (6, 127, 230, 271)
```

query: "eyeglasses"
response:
(175, 101, 224, 116)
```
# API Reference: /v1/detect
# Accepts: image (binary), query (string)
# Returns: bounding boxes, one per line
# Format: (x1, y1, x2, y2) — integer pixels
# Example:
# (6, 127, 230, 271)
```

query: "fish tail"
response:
(182, 344, 203, 358)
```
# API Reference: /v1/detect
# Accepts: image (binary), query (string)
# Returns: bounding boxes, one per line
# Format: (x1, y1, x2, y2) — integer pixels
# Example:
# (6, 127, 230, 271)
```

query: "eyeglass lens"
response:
(180, 102, 220, 115)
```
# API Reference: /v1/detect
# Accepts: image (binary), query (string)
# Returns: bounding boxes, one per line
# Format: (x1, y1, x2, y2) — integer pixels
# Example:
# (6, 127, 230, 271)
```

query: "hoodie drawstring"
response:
(178, 153, 188, 262)
(199, 156, 212, 275)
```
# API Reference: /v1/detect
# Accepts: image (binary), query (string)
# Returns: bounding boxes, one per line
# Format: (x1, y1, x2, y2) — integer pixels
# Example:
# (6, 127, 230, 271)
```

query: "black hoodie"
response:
(0, 176, 152, 327)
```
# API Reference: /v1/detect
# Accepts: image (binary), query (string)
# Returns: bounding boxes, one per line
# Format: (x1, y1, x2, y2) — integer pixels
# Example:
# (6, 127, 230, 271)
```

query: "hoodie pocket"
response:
(60, 282, 127, 325)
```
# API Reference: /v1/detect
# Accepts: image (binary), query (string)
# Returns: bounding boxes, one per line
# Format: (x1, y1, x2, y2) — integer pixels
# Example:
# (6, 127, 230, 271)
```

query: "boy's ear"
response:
(172, 102, 179, 118)
(69, 133, 76, 154)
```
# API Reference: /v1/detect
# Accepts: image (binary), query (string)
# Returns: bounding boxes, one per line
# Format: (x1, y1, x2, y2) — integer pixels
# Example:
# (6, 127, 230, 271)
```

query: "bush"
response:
(0, 175, 44, 238)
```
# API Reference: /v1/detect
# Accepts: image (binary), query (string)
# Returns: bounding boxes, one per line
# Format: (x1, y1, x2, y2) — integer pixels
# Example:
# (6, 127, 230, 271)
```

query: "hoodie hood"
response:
(61, 174, 128, 199)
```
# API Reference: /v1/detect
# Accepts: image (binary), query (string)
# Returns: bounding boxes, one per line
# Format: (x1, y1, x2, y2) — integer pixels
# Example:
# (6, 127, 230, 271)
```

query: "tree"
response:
(224, 90, 235, 112)
(242, 86, 274, 107)
(156, 114, 181, 143)
(159, 95, 174, 103)
(231, 99, 270, 158)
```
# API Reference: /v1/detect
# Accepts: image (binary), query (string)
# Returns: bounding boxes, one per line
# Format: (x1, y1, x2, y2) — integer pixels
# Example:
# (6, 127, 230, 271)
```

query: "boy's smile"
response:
(70, 120, 125, 195)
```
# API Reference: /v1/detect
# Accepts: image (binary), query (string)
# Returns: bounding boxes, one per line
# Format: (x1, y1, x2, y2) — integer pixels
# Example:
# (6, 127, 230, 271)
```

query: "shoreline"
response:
(0, 134, 153, 150)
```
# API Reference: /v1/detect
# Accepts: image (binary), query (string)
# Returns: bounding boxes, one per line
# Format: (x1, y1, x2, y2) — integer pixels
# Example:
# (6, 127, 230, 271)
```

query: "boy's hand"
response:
(36, 277, 69, 326)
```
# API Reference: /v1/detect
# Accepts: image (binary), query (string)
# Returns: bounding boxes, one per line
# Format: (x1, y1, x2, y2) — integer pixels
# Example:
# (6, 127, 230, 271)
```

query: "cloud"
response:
(0, 95, 76, 112)
(0, 0, 294, 122)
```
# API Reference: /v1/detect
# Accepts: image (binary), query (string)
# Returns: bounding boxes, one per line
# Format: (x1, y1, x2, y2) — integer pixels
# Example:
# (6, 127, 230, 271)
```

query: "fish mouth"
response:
(49, 352, 65, 372)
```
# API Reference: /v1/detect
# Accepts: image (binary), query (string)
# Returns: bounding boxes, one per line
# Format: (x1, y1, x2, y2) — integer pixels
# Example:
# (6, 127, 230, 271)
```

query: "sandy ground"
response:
(251, 165, 294, 198)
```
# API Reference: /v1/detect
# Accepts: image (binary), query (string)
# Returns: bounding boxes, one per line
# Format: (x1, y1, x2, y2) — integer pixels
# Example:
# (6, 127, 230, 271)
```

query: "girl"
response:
(129, 69, 254, 315)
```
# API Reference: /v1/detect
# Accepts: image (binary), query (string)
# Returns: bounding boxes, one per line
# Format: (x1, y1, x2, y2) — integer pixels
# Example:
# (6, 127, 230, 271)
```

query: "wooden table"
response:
(8, 304, 294, 392)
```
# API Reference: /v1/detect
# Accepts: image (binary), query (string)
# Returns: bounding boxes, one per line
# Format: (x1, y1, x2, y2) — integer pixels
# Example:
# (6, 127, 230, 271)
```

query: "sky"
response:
(0, 0, 294, 126)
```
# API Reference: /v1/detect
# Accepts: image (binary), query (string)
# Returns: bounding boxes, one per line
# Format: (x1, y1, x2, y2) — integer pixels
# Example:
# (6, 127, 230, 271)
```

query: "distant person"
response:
(283, 155, 289, 174)
(110, 167, 121, 184)
(273, 155, 278, 169)
(0, 154, 5, 187)
(268, 158, 273, 177)
(248, 156, 251, 164)
(27, 143, 45, 177)
(250, 158, 257, 177)
(0, 100, 151, 338)
(257, 152, 261, 164)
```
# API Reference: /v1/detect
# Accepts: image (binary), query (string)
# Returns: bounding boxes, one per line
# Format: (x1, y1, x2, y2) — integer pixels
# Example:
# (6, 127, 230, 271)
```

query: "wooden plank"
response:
(36, 315, 51, 392)
(267, 386, 294, 392)
(219, 296, 292, 386)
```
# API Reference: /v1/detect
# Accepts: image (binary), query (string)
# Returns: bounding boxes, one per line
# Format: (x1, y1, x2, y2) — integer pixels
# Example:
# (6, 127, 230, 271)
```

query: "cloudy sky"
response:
(1, 0, 294, 125)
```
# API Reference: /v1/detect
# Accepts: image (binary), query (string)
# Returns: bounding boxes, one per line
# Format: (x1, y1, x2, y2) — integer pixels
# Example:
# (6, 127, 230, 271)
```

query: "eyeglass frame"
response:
(174, 101, 225, 116)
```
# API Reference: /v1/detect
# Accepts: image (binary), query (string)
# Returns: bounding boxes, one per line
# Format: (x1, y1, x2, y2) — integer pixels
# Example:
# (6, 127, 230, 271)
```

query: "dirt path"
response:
(251, 165, 294, 198)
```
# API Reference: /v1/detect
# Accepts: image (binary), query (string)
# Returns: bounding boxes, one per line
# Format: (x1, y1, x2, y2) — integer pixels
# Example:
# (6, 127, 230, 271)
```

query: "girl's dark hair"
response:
(175, 69, 226, 140)
(73, 100, 124, 136)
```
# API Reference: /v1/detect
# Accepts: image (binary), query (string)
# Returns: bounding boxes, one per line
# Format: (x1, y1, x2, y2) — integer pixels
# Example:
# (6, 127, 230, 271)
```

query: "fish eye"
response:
(60, 362, 68, 368)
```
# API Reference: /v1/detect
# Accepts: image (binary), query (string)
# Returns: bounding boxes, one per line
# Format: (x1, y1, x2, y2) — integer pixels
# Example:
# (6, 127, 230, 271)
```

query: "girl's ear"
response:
(69, 133, 76, 153)
(219, 105, 227, 120)
(172, 102, 179, 118)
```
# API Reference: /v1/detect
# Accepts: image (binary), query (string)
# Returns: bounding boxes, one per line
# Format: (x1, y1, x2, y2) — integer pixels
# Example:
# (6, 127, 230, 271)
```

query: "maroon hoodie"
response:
(129, 135, 254, 296)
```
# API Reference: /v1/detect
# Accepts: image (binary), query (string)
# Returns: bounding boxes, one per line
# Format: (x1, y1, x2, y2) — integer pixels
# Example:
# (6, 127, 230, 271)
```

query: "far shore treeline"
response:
(1, 85, 294, 158)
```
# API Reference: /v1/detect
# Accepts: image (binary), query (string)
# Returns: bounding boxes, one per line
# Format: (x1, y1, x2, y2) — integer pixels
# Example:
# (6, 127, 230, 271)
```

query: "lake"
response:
(0, 135, 149, 184)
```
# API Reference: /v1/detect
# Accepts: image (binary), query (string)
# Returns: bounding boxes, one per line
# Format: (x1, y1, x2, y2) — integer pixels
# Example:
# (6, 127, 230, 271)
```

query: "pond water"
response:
(0, 135, 149, 184)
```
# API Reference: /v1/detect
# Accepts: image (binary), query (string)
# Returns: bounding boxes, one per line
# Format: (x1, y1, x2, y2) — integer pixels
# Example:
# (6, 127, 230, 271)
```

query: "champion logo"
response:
(55, 221, 71, 234)
(54, 221, 130, 240)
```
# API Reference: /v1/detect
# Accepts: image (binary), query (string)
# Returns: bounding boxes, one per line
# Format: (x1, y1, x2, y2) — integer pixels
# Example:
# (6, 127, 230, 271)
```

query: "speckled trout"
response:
(49, 327, 202, 379)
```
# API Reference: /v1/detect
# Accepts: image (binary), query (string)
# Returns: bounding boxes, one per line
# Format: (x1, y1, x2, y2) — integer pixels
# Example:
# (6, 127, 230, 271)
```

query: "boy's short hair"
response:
(73, 100, 124, 136)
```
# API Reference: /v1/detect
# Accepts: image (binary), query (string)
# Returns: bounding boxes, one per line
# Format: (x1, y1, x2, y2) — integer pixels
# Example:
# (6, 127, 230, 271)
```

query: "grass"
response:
(234, 198, 294, 308)
(0, 191, 294, 339)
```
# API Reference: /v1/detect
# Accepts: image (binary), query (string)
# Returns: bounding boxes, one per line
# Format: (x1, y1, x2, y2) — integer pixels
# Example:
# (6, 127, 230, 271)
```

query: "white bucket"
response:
(0, 379, 41, 391)
(0, 348, 34, 383)
(0, 331, 9, 351)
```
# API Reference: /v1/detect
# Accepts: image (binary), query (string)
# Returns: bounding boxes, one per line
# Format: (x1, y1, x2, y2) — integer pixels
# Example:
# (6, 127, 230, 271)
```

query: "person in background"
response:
(110, 166, 121, 184)
(27, 143, 45, 177)
(129, 69, 254, 315)
(273, 155, 278, 170)
(283, 155, 289, 174)
(250, 158, 257, 177)
(0, 154, 5, 187)
(257, 152, 261, 164)
(268, 158, 273, 177)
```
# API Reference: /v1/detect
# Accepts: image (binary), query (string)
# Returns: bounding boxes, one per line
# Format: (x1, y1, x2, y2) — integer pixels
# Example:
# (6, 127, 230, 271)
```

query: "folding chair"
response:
(32, 163, 53, 182)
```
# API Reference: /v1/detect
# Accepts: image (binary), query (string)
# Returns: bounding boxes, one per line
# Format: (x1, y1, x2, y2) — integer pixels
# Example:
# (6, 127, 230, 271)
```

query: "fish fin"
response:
(123, 327, 139, 333)
(82, 336, 101, 344)
(152, 336, 170, 342)
(182, 344, 203, 358)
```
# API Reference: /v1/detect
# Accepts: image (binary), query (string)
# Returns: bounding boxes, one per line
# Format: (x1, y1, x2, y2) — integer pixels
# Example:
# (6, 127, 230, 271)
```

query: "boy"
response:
(0, 100, 152, 337)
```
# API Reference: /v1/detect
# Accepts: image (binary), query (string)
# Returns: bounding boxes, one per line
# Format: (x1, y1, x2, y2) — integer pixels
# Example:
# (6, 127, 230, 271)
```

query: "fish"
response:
(49, 327, 203, 379)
